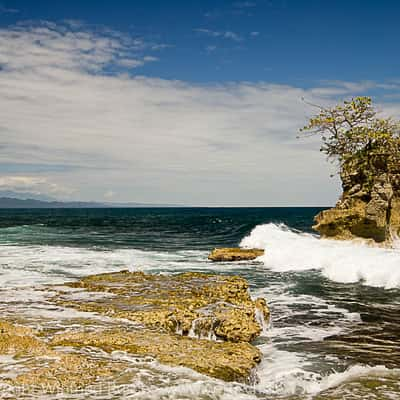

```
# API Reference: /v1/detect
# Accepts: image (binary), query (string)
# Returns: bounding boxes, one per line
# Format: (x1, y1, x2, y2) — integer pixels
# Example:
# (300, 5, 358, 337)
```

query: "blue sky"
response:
(0, 1, 399, 205)
(3, 0, 400, 84)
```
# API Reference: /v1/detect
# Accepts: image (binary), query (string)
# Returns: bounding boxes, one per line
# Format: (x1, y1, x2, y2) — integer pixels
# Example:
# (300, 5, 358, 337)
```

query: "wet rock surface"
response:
(0, 320, 127, 393)
(208, 248, 264, 262)
(52, 328, 262, 383)
(56, 270, 270, 343)
(0, 271, 269, 393)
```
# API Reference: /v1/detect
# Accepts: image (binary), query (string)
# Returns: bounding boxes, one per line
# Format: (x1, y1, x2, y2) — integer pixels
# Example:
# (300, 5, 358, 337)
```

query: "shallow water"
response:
(0, 207, 399, 399)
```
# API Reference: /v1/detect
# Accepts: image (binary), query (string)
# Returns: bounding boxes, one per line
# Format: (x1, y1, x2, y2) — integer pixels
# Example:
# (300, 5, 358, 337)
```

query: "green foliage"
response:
(300, 96, 400, 178)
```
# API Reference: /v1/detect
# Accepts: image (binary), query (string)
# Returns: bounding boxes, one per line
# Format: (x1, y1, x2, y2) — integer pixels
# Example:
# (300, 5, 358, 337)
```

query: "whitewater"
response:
(241, 223, 400, 289)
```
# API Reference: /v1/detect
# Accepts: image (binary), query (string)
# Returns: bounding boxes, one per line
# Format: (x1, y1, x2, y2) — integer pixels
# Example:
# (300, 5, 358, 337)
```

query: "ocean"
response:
(0, 207, 399, 399)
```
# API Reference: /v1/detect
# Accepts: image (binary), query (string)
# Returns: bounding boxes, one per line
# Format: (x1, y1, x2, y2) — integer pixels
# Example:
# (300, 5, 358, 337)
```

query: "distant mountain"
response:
(0, 197, 178, 208)
(0, 190, 56, 201)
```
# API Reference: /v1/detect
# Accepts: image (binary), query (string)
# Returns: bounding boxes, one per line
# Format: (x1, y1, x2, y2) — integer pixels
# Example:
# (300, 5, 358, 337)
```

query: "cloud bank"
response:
(1, 21, 398, 205)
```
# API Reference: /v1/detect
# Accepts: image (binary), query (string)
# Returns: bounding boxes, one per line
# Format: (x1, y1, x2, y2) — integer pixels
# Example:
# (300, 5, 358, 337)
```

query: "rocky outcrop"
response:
(56, 270, 270, 343)
(208, 248, 264, 262)
(314, 156, 400, 245)
(42, 270, 270, 383)
(0, 271, 270, 390)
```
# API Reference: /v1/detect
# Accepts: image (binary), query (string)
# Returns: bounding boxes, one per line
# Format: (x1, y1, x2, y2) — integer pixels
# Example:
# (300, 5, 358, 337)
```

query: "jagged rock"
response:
(314, 157, 400, 245)
(208, 248, 264, 262)
(55, 270, 269, 343)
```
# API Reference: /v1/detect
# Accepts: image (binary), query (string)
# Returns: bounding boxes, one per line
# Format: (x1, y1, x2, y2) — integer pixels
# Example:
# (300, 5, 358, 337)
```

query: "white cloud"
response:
(0, 21, 157, 74)
(0, 21, 398, 205)
(0, 176, 72, 197)
(194, 28, 243, 42)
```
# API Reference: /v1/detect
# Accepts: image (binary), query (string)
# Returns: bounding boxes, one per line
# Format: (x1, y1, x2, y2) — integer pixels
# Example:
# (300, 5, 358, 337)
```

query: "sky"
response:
(1, 0, 400, 206)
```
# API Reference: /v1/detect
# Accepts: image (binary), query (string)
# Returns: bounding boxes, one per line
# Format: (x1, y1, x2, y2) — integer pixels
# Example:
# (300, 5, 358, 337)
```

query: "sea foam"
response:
(240, 223, 400, 289)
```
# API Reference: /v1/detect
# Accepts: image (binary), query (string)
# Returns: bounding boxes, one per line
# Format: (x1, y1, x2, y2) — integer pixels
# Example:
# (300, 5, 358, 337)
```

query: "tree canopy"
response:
(300, 96, 400, 177)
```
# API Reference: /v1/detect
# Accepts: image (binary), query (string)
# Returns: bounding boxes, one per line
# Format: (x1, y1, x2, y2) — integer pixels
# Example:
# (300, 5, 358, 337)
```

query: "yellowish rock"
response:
(0, 271, 270, 388)
(52, 328, 261, 383)
(208, 248, 264, 262)
(314, 159, 400, 246)
(56, 270, 269, 343)
(13, 354, 123, 393)
(0, 320, 50, 357)
(0, 320, 126, 394)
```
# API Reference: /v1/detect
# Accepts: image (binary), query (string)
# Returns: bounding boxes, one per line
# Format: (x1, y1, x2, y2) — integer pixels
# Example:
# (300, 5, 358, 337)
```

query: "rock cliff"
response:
(314, 155, 400, 245)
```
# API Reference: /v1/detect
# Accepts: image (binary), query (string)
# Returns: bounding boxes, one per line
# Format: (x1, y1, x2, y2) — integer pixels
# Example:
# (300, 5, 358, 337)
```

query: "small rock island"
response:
(301, 96, 400, 246)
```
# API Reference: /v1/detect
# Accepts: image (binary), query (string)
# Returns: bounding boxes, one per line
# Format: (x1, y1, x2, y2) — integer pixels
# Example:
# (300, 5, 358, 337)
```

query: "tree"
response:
(300, 96, 400, 180)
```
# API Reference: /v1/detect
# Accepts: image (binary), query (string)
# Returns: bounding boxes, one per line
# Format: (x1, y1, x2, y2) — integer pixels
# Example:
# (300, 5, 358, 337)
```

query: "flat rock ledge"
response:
(208, 247, 264, 262)
(56, 271, 270, 343)
(46, 271, 270, 383)
(0, 320, 129, 393)
(52, 328, 262, 383)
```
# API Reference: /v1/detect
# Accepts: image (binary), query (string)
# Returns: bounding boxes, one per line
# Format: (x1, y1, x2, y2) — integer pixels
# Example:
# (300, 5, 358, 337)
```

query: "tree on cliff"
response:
(300, 96, 400, 184)
(300, 96, 400, 244)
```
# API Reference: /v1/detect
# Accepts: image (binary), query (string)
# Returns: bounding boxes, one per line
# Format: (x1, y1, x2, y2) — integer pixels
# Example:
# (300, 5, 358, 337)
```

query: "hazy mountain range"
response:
(0, 191, 177, 208)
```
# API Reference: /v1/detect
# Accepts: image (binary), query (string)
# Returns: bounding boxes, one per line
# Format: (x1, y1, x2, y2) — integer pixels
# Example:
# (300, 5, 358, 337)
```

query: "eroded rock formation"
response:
(0, 271, 270, 393)
(56, 270, 269, 343)
(314, 156, 400, 245)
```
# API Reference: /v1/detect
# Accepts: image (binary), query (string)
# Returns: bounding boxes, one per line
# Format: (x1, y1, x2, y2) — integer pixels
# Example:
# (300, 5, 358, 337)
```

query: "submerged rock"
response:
(208, 247, 264, 262)
(314, 158, 400, 245)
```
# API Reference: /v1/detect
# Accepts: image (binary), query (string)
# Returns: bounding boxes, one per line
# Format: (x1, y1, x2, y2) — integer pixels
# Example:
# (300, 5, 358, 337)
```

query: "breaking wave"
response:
(240, 223, 400, 289)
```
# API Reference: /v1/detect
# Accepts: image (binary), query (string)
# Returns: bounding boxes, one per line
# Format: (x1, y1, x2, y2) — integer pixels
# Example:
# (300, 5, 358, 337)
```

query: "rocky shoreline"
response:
(0, 269, 270, 394)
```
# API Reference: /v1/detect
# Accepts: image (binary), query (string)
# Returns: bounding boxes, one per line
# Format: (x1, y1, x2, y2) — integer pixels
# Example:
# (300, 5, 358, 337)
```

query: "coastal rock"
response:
(0, 320, 126, 393)
(314, 157, 400, 245)
(44, 271, 270, 383)
(0, 272, 270, 386)
(51, 328, 262, 383)
(208, 247, 264, 262)
(56, 270, 270, 343)
(0, 320, 48, 356)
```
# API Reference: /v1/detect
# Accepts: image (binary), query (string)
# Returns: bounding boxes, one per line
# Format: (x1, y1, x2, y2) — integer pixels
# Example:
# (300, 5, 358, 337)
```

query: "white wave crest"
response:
(240, 223, 400, 289)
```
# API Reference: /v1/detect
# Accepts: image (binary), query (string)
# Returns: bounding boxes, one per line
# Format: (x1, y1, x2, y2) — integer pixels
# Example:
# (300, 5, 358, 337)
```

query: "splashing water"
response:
(240, 223, 400, 289)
